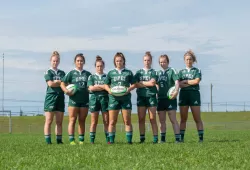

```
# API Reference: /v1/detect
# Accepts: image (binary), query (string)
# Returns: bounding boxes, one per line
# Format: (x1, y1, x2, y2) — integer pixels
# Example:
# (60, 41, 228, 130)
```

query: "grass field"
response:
(1, 112, 250, 169)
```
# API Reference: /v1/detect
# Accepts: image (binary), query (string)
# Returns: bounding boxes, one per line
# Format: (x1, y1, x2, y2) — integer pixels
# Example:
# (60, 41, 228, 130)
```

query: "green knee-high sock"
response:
(153, 135, 158, 143)
(140, 134, 145, 143)
(160, 133, 166, 142)
(69, 135, 75, 142)
(175, 134, 181, 142)
(180, 130, 185, 141)
(56, 135, 62, 144)
(198, 130, 204, 141)
(126, 131, 133, 143)
(105, 131, 109, 143)
(79, 134, 85, 142)
(45, 134, 51, 144)
(90, 132, 96, 143)
(109, 132, 115, 143)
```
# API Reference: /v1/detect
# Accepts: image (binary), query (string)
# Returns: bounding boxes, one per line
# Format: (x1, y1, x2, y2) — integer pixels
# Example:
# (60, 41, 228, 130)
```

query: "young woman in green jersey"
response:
(61, 53, 91, 145)
(104, 52, 136, 144)
(87, 56, 109, 144)
(179, 50, 204, 142)
(134, 51, 159, 144)
(156, 54, 181, 143)
(44, 51, 65, 144)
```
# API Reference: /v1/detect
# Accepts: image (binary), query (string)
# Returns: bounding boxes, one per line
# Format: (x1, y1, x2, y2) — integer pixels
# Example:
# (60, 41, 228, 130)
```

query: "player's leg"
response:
(107, 97, 120, 144)
(148, 96, 158, 143)
(43, 94, 57, 144)
(90, 112, 99, 144)
(54, 94, 65, 144)
(89, 95, 99, 144)
(55, 111, 64, 144)
(168, 110, 181, 142)
(137, 96, 147, 143)
(78, 106, 89, 144)
(190, 90, 204, 142)
(121, 96, 133, 144)
(68, 106, 79, 145)
(108, 110, 119, 144)
(44, 112, 54, 144)
(179, 106, 189, 142)
(148, 107, 158, 143)
(179, 90, 189, 142)
(167, 99, 181, 142)
(100, 95, 109, 142)
(157, 98, 167, 143)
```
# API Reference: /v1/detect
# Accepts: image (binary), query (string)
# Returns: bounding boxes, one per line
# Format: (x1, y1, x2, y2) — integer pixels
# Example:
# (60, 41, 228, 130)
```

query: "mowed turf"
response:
(1, 112, 250, 169)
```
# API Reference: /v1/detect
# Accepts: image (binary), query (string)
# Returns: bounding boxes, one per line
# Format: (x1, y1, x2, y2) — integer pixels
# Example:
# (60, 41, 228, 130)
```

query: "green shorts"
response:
(44, 93, 65, 112)
(108, 94, 132, 110)
(68, 99, 89, 108)
(137, 95, 157, 107)
(157, 98, 177, 111)
(89, 94, 108, 112)
(178, 90, 201, 106)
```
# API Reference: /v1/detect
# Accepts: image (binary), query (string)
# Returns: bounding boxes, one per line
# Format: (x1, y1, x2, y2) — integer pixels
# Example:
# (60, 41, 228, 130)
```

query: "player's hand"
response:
(65, 89, 74, 96)
(170, 91, 178, 100)
(54, 80, 61, 84)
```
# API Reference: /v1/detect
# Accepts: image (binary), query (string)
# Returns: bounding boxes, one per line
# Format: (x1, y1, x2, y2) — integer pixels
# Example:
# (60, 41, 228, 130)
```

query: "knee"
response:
(45, 118, 53, 125)
(124, 119, 131, 126)
(91, 120, 98, 127)
(109, 120, 116, 127)
(159, 119, 166, 125)
(194, 118, 202, 124)
(150, 118, 157, 124)
(138, 117, 145, 124)
(56, 120, 62, 126)
(69, 117, 77, 124)
(103, 120, 109, 127)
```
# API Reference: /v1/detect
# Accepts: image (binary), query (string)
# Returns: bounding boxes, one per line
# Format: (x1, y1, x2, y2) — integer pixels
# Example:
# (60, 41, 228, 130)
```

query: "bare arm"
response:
(179, 80, 190, 88)
(104, 84, 111, 94)
(47, 80, 61, 87)
(88, 85, 105, 92)
(187, 78, 201, 85)
(140, 79, 156, 87)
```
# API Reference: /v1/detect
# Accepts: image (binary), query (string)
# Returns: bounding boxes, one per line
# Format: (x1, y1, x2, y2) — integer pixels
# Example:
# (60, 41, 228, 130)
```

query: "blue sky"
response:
(0, 0, 250, 114)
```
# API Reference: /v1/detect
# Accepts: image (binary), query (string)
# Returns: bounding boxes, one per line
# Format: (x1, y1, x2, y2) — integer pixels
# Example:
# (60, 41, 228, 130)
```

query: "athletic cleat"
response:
(160, 141, 166, 143)
(199, 140, 203, 143)
(107, 142, 112, 145)
(70, 141, 76, 145)
(90, 142, 94, 144)
(128, 142, 133, 145)
(175, 141, 181, 144)
(79, 141, 84, 145)
(57, 142, 64, 144)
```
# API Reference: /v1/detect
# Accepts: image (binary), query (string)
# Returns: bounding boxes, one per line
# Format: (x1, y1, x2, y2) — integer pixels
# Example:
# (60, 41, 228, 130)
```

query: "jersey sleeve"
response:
(128, 71, 135, 84)
(194, 68, 202, 80)
(178, 69, 183, 80)
(171, 68, 179, 81)
(62, 71, 72, 84)
(104, 71, 111, 85)
(151, 70, 157, 81)
(44, 70, 52, 82)
(87, 75, 94, 87)
(133, 71, 140, 83)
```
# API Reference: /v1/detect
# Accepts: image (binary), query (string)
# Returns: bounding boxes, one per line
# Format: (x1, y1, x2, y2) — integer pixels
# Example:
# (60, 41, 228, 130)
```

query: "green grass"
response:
(1, 112, 250, 169)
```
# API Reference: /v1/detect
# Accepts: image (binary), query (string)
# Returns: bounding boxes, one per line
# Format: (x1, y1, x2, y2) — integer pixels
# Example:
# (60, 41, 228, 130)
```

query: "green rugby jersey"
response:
(179, 67, 202, 91)
(134, 68, 158, 97)
(87, 73, 108, 96)
(156, 67, 179, 99)
(44, 68, 65, 94)
(104, 68, 134, 96)
(62, 69, 91, 102)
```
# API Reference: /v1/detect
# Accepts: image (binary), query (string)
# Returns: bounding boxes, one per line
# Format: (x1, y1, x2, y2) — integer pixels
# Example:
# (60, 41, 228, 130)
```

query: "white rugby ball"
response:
(110, 86, 127, 97)
(66, 84, 77, 94)
(167, 86, 176, 99)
